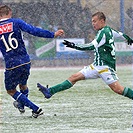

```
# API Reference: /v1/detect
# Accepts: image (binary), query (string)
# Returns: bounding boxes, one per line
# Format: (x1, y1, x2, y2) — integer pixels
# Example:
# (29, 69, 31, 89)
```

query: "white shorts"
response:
(80, 64, 118, 85)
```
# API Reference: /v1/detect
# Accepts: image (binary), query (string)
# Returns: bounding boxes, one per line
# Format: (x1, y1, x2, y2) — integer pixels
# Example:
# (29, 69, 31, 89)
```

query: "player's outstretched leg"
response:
(37, 80, 73, 98)
(37, 83, 52, 99)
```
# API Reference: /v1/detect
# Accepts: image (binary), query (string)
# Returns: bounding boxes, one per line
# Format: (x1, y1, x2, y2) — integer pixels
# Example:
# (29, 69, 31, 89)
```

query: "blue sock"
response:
(13, 91, 39, 112)
(20, 88, 29, 97)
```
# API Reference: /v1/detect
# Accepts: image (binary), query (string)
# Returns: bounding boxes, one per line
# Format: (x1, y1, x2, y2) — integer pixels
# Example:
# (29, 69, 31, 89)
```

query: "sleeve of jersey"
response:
(74, 42, 95, 51)
(112, 29, 131, 41)
(18, 19, 54, 38)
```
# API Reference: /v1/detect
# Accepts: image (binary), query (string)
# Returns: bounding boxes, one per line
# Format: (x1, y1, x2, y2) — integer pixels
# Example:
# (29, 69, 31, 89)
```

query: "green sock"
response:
(122, 87, 133, 99)
(49, 80, 73, 95)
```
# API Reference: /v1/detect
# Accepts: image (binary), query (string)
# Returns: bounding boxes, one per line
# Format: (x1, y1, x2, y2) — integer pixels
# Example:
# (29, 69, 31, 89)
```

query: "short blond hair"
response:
(0, 5, 12, 17)
(92, 12, 106, 21)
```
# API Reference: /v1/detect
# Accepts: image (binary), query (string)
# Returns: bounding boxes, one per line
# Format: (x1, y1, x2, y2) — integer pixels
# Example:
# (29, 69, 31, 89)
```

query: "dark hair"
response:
(92, 12, 106, 21)
(0, 5, 12, 17)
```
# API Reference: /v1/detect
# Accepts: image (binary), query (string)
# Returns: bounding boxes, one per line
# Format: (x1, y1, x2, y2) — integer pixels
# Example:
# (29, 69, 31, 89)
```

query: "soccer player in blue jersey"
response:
(38, 12, 133, 101)
(0, 5, 64, 118)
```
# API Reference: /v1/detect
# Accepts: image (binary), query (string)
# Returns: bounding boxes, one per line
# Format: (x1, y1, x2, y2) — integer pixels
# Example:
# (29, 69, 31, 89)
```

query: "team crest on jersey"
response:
(0, 22, 13, 34)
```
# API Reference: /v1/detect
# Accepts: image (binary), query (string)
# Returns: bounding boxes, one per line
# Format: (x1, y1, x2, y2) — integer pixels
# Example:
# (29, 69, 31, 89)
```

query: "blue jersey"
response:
(0, 18, 55, 69)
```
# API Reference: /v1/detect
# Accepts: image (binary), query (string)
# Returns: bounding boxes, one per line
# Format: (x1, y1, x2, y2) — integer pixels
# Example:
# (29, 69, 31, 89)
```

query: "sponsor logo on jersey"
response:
(0, 22, 13, 34)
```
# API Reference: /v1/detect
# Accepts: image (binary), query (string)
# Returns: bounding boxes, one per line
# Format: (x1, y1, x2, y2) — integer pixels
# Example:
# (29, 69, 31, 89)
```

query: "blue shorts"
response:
(4, 63, 31, 90)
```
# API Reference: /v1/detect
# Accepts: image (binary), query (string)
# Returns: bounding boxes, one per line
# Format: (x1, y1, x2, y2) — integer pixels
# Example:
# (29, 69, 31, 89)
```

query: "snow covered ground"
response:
(0, 66, 133, 133)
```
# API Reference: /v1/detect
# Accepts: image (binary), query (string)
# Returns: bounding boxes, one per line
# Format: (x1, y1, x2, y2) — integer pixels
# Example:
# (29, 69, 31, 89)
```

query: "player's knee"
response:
(19, 84, 27, 90)
(68, 74, 79, 83)
(7, 89, 17, 96)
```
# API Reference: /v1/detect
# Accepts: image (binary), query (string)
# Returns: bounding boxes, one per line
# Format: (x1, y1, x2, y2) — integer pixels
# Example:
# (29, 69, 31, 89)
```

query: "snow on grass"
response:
(0, 66, 133, 133)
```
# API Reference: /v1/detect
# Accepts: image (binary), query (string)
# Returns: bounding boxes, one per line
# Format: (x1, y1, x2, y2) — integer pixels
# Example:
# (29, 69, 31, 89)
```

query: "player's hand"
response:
(62, 40, 75, 48)
(54, 29, 64, 37)
(127, 38, 133, 45)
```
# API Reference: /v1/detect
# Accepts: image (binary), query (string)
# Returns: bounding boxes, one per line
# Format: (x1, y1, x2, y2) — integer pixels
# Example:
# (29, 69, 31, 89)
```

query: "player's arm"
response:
(17, 19, 63, 38)
(112, 29, 133, 45)
(63, 29, 107, 50)
(63, 40, 95, 51)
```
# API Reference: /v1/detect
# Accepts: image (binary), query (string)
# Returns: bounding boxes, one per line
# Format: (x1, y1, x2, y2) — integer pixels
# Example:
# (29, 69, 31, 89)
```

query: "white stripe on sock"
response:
(16, 93, 22, 101)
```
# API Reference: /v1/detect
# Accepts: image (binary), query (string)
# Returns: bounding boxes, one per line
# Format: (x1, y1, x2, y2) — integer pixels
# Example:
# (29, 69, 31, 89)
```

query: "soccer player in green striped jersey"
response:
(37, 12, 133, 100)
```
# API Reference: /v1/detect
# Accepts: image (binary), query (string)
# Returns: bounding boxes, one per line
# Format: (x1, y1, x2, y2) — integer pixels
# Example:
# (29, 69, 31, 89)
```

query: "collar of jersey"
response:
(0, 18, 10, 21)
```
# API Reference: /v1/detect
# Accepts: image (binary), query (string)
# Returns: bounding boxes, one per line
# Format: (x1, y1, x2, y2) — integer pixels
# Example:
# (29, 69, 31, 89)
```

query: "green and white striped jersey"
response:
(74, 26, 130, 70)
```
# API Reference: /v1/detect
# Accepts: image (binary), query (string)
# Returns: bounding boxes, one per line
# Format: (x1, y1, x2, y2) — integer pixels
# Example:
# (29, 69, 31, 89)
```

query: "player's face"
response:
(92, 16, 105, 31)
